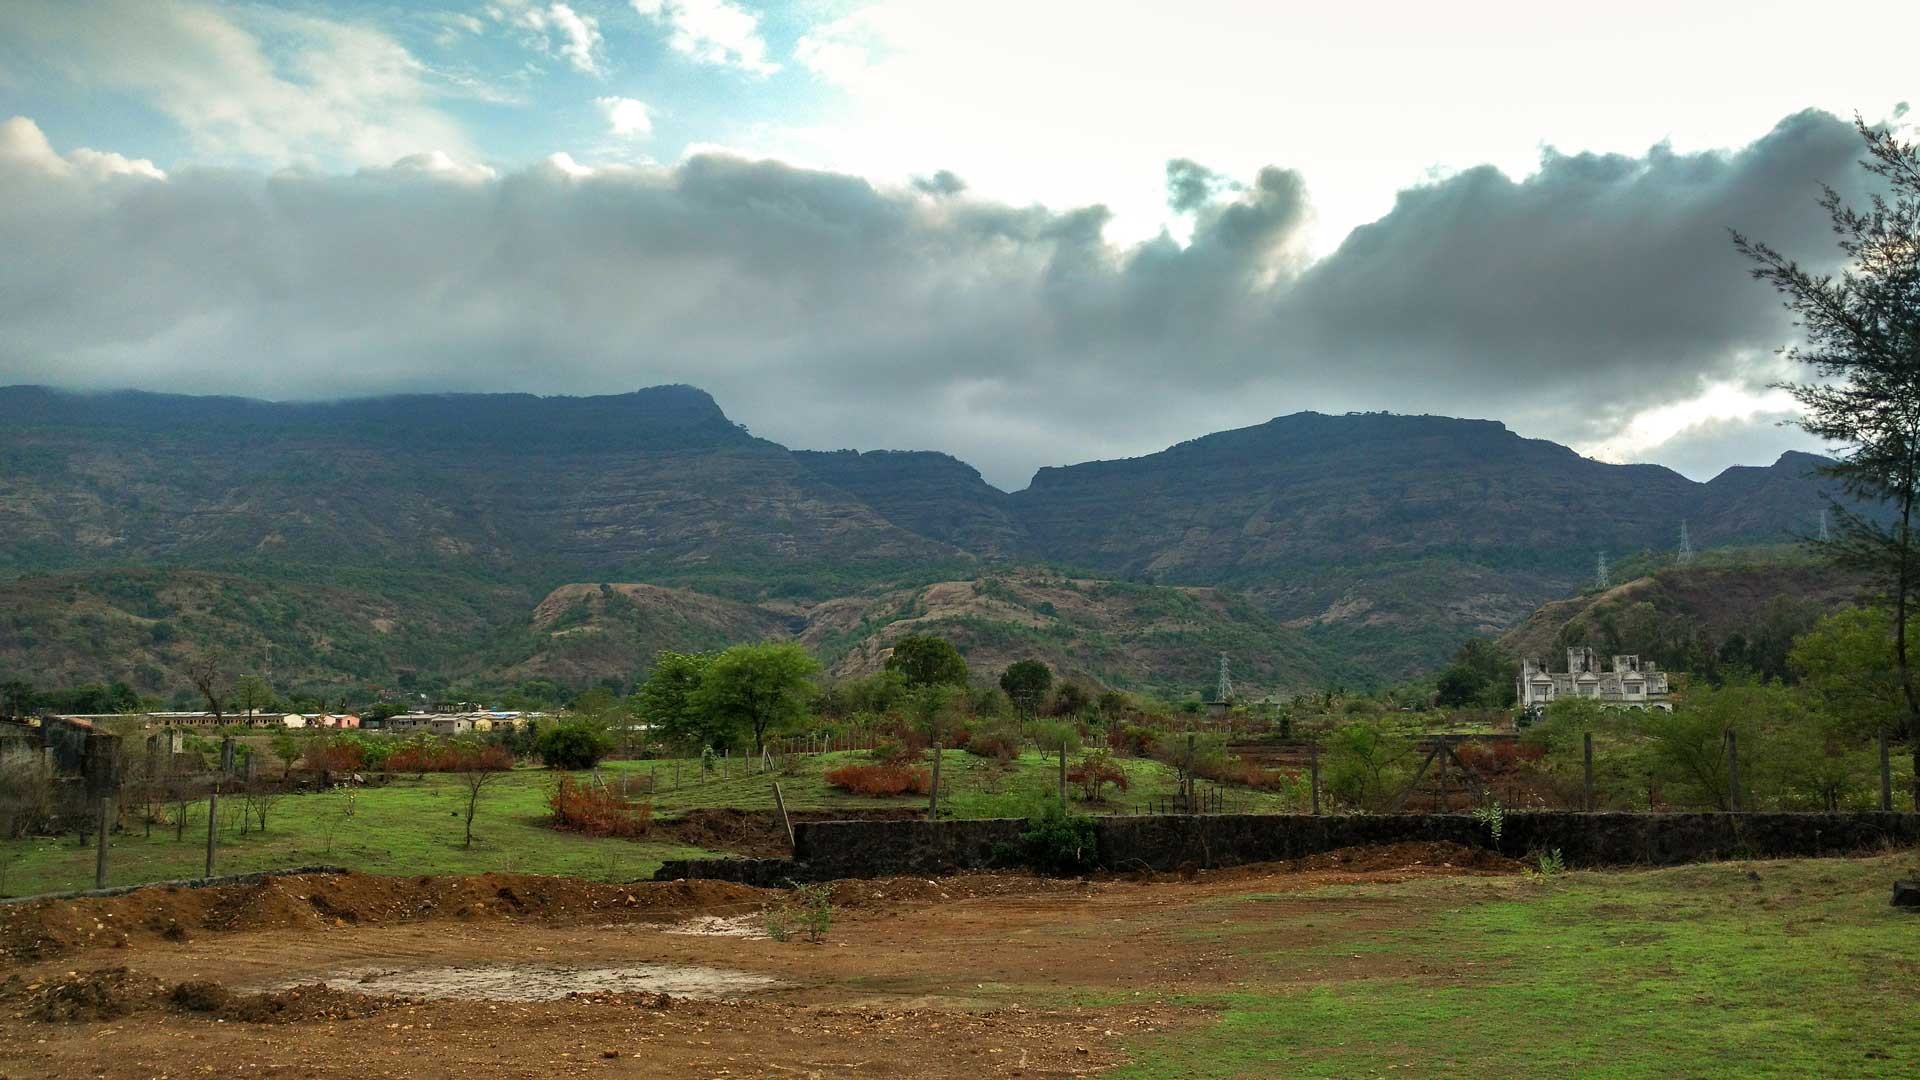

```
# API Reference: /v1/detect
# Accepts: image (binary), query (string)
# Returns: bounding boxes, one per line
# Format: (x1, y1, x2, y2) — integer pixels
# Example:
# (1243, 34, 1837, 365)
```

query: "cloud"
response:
(632, 0, 776, 75)
(1165, 159, 1239, 213)
(0, 109, 1871, 489)
(911, 169, 965, 197)
(491, 1, 606, 76)
(597, 96, 655, 139)
(0, 0, 473, 170)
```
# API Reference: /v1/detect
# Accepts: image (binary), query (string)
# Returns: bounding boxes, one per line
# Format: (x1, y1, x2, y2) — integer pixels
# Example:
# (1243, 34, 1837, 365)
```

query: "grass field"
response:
(1109, 855, 1920, 1078)
(1, 748, 1287, 897)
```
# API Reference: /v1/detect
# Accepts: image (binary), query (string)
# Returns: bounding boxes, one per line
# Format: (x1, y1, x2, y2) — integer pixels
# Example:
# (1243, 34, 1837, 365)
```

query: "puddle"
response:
(271, 963, 782, 1002)
(662, 914, 769, 939)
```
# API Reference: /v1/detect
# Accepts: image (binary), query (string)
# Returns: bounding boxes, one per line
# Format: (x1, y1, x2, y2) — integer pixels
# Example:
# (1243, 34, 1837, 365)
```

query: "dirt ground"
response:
(0, 842, 1518, 1079)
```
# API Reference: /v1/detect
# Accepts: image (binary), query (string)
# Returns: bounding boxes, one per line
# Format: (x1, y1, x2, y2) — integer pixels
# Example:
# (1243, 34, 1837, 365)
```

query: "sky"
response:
(0, 0, 1915, 490)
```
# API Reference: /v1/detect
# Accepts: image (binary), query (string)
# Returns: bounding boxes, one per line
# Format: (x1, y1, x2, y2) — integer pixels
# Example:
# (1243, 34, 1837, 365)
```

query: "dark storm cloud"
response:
(911, 169, 966, 196)
(0, 109, 1875, 488)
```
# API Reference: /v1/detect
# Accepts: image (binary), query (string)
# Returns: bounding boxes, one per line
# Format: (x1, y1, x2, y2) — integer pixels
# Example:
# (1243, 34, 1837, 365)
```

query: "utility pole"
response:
(1595, 552, 1610, 589)
(1677, 521, 1693, 566)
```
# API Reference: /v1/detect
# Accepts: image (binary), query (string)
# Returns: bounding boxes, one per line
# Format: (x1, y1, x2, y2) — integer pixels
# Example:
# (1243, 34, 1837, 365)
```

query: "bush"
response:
(1107, 724, 1160, 757)
(303, 737, 366, 775)
(823, 763, 931, 797)
(1455, 739, 1546, 777)
(547, 775, 654, 837)
(965, 725, 1022, 761)
(1066, 750, 1130, 801)
(386, 741, 514, 774)
(537, 722, 613, 770)
(868, 737, 922, 765)
(1016, 806, 1100, 875)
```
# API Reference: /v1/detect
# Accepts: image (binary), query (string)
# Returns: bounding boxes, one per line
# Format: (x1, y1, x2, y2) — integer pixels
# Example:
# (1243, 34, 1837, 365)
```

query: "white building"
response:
(1518, 647, 1672, 714)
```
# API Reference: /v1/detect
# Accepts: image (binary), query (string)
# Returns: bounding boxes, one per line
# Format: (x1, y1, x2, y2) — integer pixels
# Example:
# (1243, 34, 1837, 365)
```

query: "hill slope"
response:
(0, 389, 1875, 689)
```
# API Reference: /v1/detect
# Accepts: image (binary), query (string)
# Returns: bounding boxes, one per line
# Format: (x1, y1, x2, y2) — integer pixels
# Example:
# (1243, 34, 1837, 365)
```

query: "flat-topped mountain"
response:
(0, 388, 1869, 690)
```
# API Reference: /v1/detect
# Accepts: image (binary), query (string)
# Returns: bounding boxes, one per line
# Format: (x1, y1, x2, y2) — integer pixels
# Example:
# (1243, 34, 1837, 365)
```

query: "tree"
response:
(269, 732, 304, 780)
(0, 679, 34, 721)
(1734, 118, 1920, 805)
(636, 650, 717, 747)
(1000, 660, 1053, 718)
(536, 721, 613, 770)
(884, 635, 968, 688)
(231, 675, 274, 726)
(1790, 607, 1908, 739)
(1434, 638, 1517, 708)
(185, 648, 232, 724)
(693, 642, 820, 754)
(449, 744, 514, 848)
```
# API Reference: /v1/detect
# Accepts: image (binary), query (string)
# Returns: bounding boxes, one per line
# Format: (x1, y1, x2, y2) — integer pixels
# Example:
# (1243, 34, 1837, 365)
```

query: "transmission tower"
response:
(1677, 521, 1694, 565)
(1819, 508, 1831, 543)
(1215, 653, 1233, 703)
(1596, 552, 1610, 589)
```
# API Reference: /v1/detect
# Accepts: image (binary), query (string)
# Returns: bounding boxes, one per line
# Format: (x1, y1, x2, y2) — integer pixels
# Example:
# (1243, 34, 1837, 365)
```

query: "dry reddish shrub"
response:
(823, 763, 932, 797)
(1065, 751, 1130, 801)
(1455, 740, 1546, 776)
(387, 743, 514, 774)
(547, 776, 654, 837)
(302, 738, 365, 774)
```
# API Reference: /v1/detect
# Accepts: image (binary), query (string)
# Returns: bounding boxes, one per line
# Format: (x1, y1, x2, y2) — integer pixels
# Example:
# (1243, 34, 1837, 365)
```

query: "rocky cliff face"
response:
(0, 389, 1872, 687)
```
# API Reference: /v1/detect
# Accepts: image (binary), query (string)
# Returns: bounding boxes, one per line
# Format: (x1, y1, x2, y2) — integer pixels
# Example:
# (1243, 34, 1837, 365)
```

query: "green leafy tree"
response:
(269, 732, 304, 779)
(1000, 660, 1053, 718)
(1434, 638, 1517, 708)
(885, 635, 969, 688)
(231, 675, 275, 726)
(1734, 118, 1920, 804)
(693, 642, 821, 754)
(536, 721, 613, 770)
(1790, 607, 1907, 739)
(636, 650, 718, 747)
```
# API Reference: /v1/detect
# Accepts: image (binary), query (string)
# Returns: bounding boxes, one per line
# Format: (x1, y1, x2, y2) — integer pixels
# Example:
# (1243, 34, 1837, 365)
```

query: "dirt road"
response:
(1, 842, 1516, 1078)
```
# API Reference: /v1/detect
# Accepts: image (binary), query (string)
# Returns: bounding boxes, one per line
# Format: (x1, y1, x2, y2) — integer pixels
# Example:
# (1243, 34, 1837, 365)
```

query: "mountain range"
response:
(0, 384, 1868, 701)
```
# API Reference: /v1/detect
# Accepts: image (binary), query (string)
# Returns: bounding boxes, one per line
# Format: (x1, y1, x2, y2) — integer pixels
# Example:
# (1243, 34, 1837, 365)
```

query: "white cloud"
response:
(631, 0, 776, 75)
(490, 0, 605, 76)
(597, 96, 655, 138)
(0, 0, 472, 170)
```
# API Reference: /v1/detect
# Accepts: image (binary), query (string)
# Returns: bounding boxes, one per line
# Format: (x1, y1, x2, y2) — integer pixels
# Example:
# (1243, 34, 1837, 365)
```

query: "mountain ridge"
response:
(0, 385, 1867, 687)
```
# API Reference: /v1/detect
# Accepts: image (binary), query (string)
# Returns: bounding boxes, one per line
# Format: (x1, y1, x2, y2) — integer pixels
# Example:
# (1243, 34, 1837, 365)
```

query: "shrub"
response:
(1016, 806, 1100, 874)
(537, 722, 613, 770)
(1066, 750, 1131, 801)
(303, 737, 366, 775)
(823, 763, 931, 797)
(1455, 740, 1546, 776)
(549, 768, 652, 837)
(384, 741, 514, 775)
(1107, 724, 1160, 757)
(868, 737, 922, 765)
(547, 775, 654, 837)
(965, 726, 1022, 761)
(765, 882, 833, 943)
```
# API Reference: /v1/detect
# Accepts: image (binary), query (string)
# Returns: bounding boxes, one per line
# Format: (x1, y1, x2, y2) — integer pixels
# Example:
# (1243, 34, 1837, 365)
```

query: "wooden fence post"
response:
(94, 797, 112, 889)
(772, 782, 795, 851)
(1583, 732, 1595, 811)
(204, 791, 219, 878)
(1880, 730, 1893, 812)
(1725, 730, 1742, 813)
(927, 744, 943, 819)
(1309, 735, 1321, 817)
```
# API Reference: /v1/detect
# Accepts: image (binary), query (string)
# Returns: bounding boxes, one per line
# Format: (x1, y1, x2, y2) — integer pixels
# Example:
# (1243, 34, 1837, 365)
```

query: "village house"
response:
(1517, 646, 1672, 714)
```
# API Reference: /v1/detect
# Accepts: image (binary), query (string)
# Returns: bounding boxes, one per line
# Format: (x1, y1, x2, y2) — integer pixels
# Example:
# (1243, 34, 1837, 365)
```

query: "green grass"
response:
(605, 748, 1307, 816)
(1, 747, 1306, 898)
(1111, 855, 1920, 1079)
(0, 767, 717, 898)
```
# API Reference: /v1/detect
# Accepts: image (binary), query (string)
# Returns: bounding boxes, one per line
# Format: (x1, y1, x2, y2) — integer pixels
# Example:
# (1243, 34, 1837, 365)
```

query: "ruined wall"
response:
(654, 811, 1920, 883)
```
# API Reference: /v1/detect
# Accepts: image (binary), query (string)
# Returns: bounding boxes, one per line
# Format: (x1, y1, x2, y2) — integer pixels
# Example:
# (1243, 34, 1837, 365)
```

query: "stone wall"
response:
(654, 811, 1920, 883)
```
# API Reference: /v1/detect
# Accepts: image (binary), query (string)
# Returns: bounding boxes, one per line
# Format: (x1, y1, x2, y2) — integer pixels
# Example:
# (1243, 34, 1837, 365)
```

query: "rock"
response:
(1893, 880, 1920, 910)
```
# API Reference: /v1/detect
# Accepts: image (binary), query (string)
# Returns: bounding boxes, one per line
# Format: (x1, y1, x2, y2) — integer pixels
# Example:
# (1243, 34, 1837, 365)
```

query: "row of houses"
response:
(39, 710, 542, 734)
(367, 711, 539, 735)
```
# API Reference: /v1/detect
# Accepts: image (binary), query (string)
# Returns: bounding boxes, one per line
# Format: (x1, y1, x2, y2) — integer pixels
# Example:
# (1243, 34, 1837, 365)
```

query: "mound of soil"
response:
(3, 967, 170, 1022)
(172, 980, 403, 1023)
(1, 872, 774, 960)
